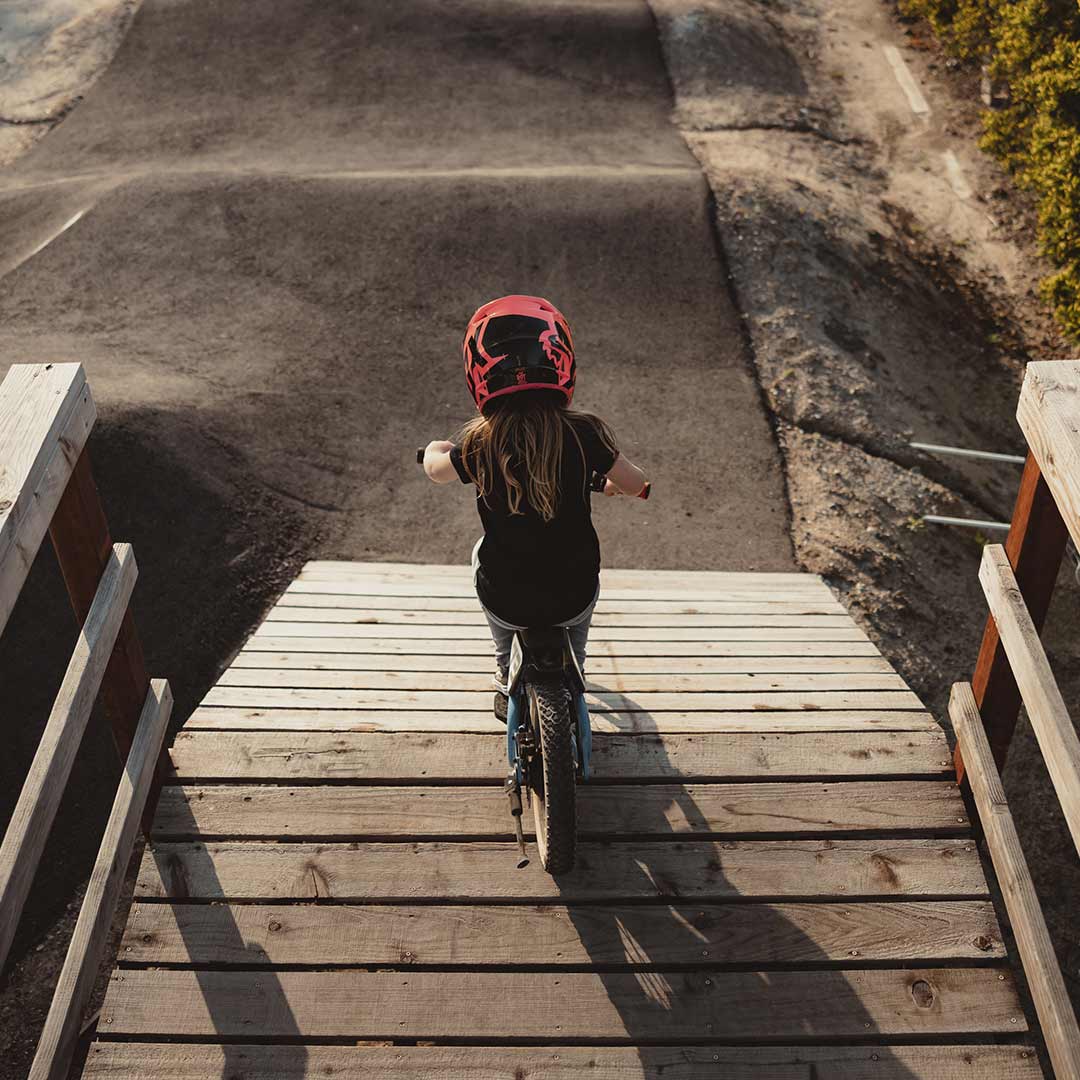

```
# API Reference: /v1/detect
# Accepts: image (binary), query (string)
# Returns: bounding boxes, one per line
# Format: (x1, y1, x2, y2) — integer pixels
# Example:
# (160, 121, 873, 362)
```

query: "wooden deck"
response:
(84, 562, 1042, 1079)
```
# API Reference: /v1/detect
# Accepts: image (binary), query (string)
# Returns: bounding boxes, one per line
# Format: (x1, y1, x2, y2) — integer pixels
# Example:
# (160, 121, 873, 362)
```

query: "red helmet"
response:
(463, 295, 576, 410)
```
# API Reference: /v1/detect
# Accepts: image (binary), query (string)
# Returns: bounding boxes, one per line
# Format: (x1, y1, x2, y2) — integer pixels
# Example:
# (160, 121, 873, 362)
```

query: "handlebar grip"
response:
(591, 473, 652, 499)
(416, 448, 425, 465)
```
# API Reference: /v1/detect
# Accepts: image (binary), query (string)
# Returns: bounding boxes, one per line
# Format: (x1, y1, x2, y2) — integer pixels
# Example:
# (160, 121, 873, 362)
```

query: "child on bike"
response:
(421, 295, 649, 702)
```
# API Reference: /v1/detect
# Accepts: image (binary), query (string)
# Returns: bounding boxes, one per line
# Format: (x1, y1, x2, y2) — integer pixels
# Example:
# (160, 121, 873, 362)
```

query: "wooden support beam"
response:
(979, 545, 1080, 856)
(0, 363, 95, 639)
(960, 452, 1067, 777)
(950, 681, 1080, 1080)
(28, 681, 172, 1080)
(0, 544, 137, 975)
(49, 449, 151, 770)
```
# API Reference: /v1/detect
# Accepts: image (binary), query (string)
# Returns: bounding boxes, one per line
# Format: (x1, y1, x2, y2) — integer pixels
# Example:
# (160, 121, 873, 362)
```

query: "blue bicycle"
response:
(417, 449, 649, 873)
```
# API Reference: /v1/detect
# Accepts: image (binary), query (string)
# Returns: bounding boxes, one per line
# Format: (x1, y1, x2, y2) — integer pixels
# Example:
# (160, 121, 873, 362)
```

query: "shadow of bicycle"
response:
(551, 681, 923, 1078)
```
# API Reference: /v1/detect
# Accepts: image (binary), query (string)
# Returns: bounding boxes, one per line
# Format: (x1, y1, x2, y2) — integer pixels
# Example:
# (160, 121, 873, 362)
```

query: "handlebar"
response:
(418, 447, 650, 499)
(590, 472, 651, 500)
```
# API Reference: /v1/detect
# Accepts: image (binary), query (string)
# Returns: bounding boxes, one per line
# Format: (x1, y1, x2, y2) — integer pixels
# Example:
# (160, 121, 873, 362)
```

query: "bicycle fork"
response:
(505, 692, 529, 868)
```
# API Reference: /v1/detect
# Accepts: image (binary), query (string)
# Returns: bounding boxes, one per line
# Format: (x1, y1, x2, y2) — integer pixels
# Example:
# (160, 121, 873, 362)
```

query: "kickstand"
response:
(504, 775, 530, 869)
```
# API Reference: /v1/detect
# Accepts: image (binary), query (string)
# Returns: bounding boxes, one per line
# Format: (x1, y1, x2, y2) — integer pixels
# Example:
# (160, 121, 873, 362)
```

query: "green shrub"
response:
(900, 0, 1080, 339)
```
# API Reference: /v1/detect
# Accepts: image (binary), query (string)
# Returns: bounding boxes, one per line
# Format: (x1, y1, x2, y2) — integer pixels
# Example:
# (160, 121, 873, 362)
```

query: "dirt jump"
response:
(0, 1, 794, 1069)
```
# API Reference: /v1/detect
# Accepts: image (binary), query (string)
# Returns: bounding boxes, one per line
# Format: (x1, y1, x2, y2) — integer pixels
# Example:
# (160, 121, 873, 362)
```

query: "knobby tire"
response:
(528, 677, 577, 874)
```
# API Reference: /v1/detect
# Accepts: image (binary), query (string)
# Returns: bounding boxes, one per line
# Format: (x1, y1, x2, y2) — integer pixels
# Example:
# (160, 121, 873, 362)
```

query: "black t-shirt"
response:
(451, 415, 617, 627)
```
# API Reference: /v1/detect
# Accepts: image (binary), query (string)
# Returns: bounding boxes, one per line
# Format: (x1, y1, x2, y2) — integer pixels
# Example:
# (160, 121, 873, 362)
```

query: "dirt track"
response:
(0, 0, 792, 572)
(0, 1, 794, 1066)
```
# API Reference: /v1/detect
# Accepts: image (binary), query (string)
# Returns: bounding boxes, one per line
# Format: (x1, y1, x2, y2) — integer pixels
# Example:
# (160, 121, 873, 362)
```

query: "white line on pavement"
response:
(942, 150, 973, 199)
(24, 209, 87, 260)
(884, 45, 931, 116)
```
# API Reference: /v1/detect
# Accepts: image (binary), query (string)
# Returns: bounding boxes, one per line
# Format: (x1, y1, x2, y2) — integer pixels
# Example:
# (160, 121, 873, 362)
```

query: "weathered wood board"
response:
(185, 707, 939, 733)
(151, 781, 967, 839)
(82, 1042, 1045, 1080)
(215, 668, 911, 692)
(166, 730, 952, 781)
(135, 839, 988, 901)
(98, 967, 1025, 1038)
(121, 899, 1004, 965)
(90, 561, 1026, 1077)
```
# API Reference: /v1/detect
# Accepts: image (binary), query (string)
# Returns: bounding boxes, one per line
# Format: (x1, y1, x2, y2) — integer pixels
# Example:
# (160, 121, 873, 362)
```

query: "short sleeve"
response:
(575, 418, 618, 475)
(449, 445, 473, 485)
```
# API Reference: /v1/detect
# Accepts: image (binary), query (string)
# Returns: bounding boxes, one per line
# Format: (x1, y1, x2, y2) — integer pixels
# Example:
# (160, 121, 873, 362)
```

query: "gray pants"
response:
(472, 540, 596, 673)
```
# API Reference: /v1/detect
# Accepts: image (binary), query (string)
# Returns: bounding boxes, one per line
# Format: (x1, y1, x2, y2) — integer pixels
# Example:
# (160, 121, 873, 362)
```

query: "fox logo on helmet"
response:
(463, 295, 576, 411)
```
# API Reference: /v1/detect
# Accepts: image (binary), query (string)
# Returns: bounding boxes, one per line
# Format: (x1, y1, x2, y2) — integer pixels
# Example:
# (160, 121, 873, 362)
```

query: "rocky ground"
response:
(651, 0, 1080, 1012)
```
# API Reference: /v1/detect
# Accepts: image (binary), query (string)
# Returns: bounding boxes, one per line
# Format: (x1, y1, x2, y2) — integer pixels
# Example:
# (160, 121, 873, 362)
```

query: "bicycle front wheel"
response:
(527, 677, 577, 874)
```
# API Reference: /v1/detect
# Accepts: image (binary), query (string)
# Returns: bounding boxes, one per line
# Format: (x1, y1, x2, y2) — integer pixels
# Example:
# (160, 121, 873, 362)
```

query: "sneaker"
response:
(494, 661, 509, 723)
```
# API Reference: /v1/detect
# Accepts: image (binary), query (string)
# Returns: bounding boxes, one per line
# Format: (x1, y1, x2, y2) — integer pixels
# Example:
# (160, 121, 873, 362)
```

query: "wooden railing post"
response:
(957, 452, 1068, 778)
(47, 448, 161, 831)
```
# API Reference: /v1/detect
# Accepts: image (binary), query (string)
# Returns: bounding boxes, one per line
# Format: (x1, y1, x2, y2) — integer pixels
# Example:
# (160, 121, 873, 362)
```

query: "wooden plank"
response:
(81, 1042, 1046, 1080)
(266, 607, 856, 628)
(980, 544, 1080, 855)
(242, 636, 883, 657)
(281, 589, 848, 614)
(1017, 359, 1080, 551)
(151, 781, 967, 840)
(186, 706, 938, 733)
(216, 668, 910, 693)
(230, 651, 897, 673)
(301, 561, 819, 587)
(50, 448, 152, 765)
(119, 898, 1005, 965)
(968, 452, 1068, 772)
(252, 622, 869, 641)
(0, 543, 137, 974)
(288, 581, 836, 602)
(98, 967, 1024, 1039)
(28, 682, 172, 1080)
(0, 362, 95, 638)
(136, 839, 989, 900)
(167, 730, 952, 781)
(200, 686, 922, 712)
(951, 680, 1080, 1080)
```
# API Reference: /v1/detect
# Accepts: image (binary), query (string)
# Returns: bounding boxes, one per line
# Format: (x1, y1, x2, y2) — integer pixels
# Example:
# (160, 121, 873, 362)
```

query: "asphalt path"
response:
(0, 0, 793, 1028)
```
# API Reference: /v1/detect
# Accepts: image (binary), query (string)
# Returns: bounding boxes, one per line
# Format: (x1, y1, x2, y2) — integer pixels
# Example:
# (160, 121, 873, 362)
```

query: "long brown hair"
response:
(457, 391, 617, 522)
